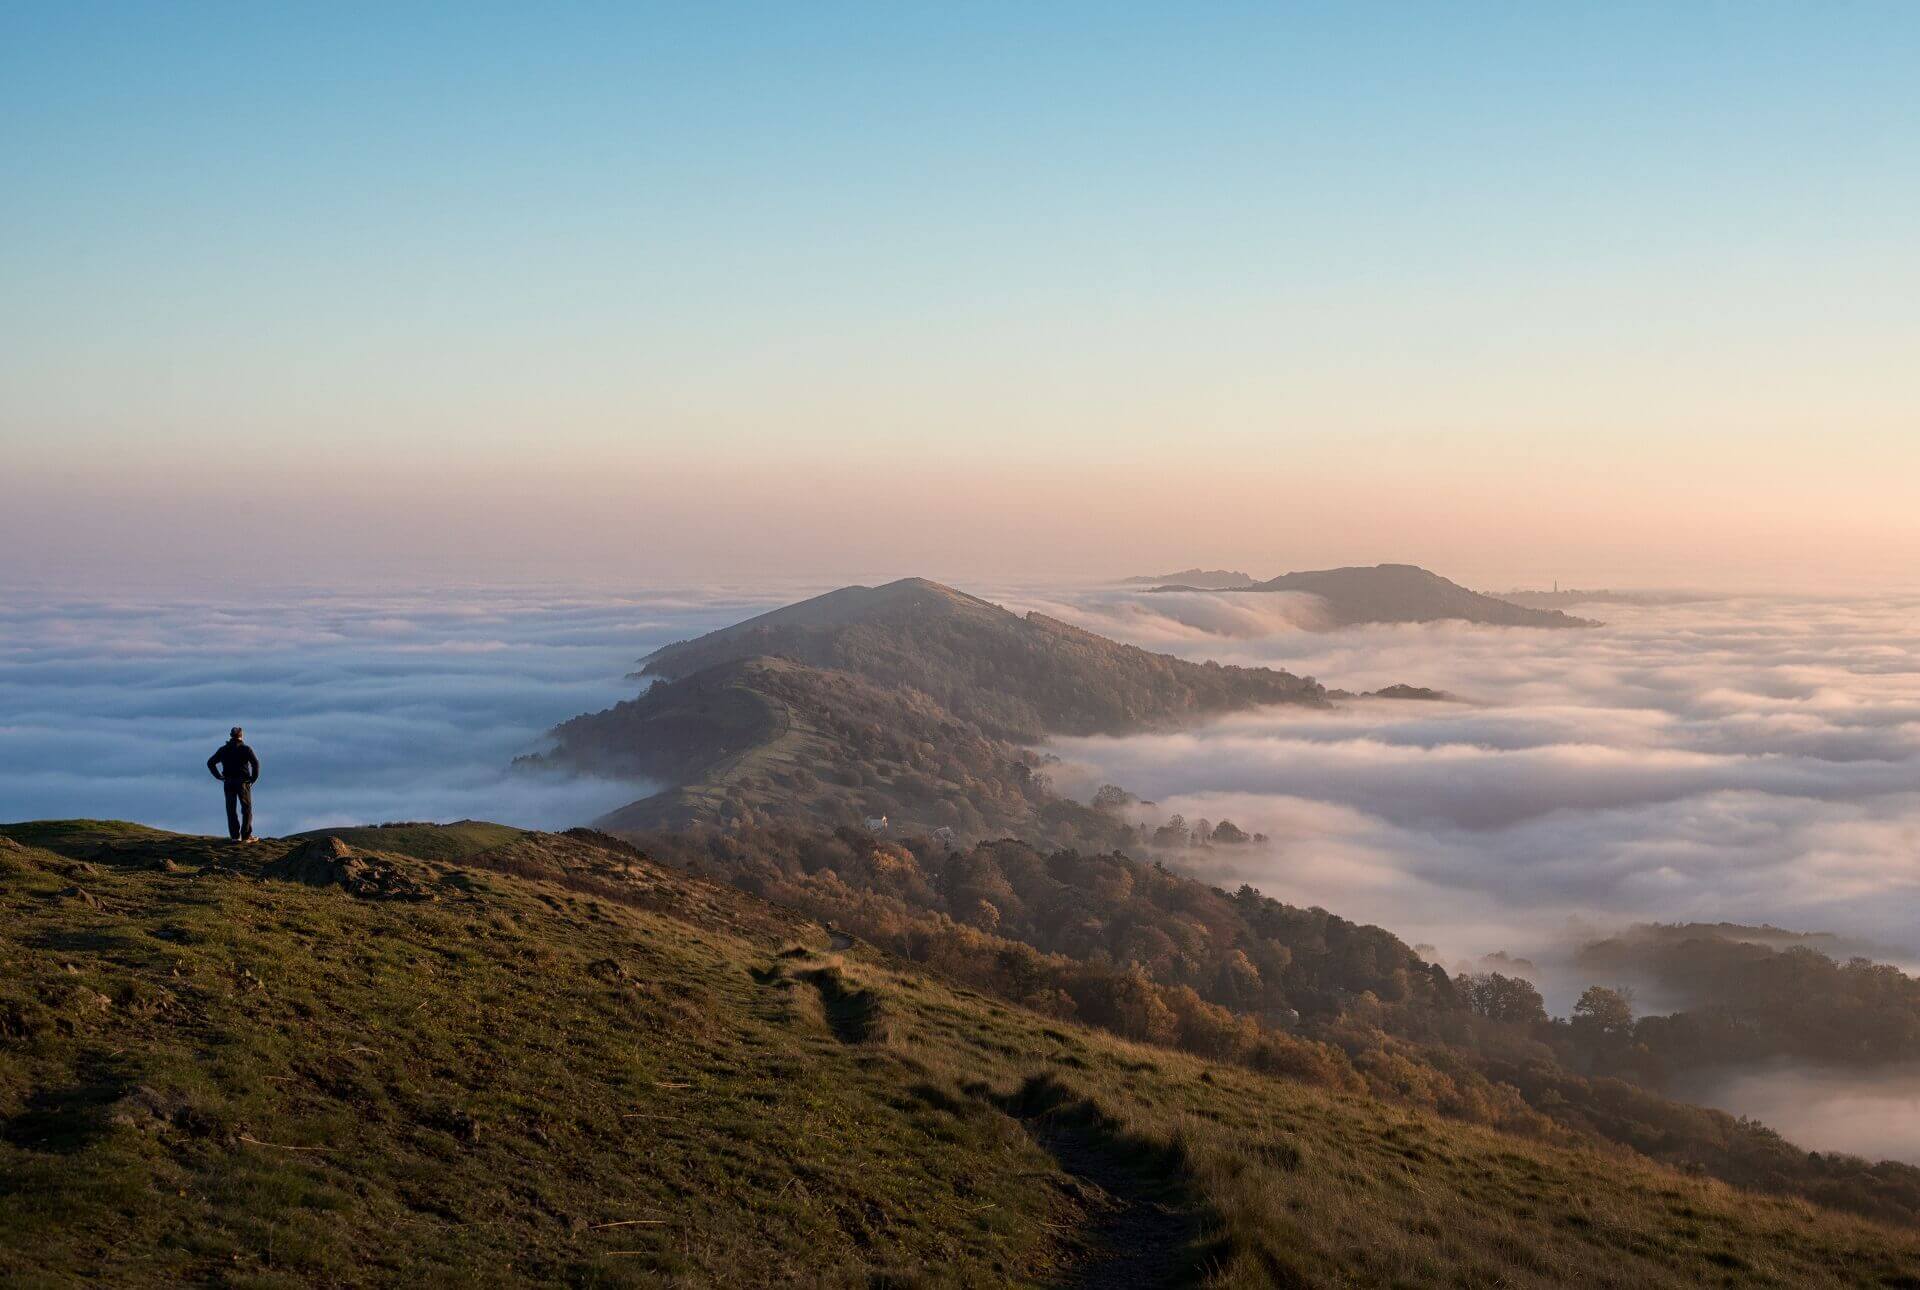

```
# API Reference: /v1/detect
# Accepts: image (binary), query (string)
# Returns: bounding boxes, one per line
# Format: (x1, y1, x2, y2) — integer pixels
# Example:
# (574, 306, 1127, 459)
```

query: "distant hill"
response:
(1362, 683, 1453, 701)
(6, 816, 1919, 1286)
(1118, 567, 1256, 588)
(1582, 920, 1857, 956)
(637, 577, 1324, 742)
(1216, 564, 1599, 628)
(538, 578, 1331, 841)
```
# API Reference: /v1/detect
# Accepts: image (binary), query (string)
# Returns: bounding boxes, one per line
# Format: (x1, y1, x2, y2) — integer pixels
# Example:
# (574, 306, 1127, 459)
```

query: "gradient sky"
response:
(4, 4, 1917, 588)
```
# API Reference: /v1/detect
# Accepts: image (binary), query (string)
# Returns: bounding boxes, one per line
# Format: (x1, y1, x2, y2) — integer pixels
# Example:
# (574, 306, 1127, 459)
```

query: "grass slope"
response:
(3, 821, 1917, 1288)
(284, 820, 526, 861)
(543, 657, 832, 805)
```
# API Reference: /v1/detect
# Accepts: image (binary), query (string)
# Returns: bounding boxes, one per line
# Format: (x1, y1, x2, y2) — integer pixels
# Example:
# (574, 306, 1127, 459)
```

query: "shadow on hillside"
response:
(25, 928, 141, 954)
(992, 1075, 1221, 1290)
(2, 1054, 136, 1155)
(799, 966, 893, 1045)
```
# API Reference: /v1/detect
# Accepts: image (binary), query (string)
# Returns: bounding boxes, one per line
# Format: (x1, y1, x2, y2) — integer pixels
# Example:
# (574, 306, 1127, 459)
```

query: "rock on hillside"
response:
(261, 835, 434, 901)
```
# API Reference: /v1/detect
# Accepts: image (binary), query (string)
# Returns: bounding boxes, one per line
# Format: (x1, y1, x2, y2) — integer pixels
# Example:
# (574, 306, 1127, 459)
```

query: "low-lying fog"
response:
(1007, 585, 1920, 1162)
(0, 584, 789, 835)
(1011, 588, 1920, 976)
(1670, 1062, 1920, 1166)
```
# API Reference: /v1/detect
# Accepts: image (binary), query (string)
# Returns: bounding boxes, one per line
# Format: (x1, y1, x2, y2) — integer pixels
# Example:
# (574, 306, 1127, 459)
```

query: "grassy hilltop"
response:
(4, 821, 1919, 1287)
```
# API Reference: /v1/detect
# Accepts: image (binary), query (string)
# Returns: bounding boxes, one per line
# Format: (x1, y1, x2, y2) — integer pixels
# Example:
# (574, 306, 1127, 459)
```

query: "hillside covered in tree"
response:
(1572, 923, 1920, 1074)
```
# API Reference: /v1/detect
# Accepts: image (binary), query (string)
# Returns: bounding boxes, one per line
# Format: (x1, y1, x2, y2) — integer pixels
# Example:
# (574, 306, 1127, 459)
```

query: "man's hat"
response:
(230, 727, 244, 739)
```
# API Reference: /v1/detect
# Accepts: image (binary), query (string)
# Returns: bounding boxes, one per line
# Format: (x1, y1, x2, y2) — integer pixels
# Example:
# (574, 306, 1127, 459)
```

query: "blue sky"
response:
(3, 4, 1917, 585)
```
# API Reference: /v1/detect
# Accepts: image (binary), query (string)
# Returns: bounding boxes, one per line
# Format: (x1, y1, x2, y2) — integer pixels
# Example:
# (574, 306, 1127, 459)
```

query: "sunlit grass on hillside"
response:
(2, 821, 1917, 1288)
(284, 819, 526, 861)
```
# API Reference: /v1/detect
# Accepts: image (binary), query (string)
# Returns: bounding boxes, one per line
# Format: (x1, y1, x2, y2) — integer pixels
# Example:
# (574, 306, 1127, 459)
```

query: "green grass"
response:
(0, 819, 181, 852)
(283, 820, 526, 861)
(3, 820, 1917, 1288)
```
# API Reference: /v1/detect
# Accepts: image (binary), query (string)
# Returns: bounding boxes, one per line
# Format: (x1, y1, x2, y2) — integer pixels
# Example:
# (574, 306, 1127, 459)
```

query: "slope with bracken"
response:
(4, 818, 1919, 1287)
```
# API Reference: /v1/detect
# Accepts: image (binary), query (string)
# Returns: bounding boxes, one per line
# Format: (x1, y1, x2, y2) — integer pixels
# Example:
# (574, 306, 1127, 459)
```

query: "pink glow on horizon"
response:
(5, 451, 1917, 593)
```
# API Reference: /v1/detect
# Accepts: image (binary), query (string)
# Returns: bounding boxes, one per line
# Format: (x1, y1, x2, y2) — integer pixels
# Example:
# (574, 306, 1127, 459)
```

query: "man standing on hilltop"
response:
(206, 727, 260, 843)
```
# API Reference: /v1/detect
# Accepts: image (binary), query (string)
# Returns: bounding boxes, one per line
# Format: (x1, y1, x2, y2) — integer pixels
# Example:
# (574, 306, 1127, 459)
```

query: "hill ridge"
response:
(541, 579, 1329, 840)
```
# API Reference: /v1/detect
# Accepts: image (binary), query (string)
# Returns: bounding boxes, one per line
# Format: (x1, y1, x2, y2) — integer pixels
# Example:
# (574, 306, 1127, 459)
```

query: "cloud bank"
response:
(10, 579, 1914, 967)
(1020, 591, 1920, 975)
(1672, 1061, 1920, 1166)
(0, 585, 782, 835)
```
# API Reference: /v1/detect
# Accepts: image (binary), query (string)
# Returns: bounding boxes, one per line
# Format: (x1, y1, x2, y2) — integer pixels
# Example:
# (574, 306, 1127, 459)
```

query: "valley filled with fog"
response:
(1005, 586, 1920, 1161)
(1012, 588, 1920, 975)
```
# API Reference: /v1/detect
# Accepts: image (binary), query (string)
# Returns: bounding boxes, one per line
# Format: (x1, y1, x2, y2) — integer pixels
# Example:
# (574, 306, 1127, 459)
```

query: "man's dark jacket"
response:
(207, 739, 260, 785)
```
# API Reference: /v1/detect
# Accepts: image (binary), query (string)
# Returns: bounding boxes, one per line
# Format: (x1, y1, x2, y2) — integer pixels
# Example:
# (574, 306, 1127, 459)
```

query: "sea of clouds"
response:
(7, 578, 1915, 967)
(0, 583, 793, 836)
(996, 587, 1920, 985)
(1668, 1060, 1920, 1165)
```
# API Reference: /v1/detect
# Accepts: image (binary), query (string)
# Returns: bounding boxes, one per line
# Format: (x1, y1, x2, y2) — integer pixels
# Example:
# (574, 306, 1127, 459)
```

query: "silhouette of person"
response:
(207, 727, 261, 843)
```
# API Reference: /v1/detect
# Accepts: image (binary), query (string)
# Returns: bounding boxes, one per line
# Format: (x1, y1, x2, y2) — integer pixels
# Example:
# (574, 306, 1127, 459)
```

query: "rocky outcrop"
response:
(261, 836, 434, 901)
